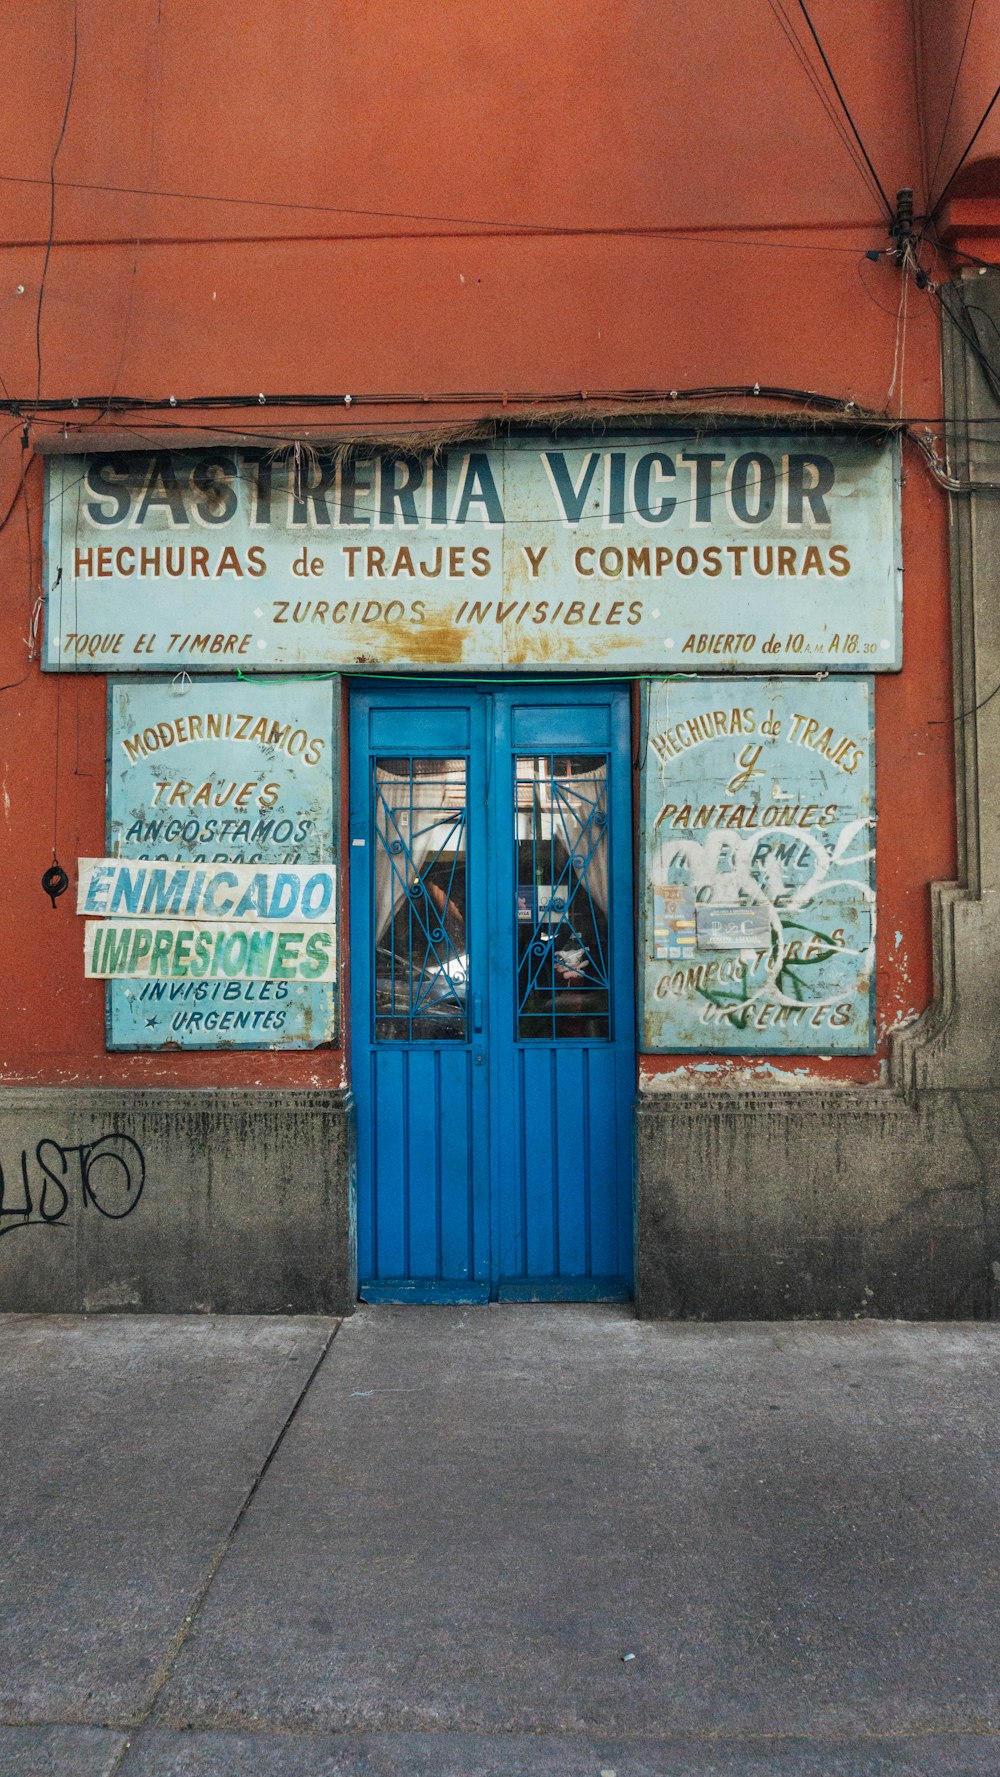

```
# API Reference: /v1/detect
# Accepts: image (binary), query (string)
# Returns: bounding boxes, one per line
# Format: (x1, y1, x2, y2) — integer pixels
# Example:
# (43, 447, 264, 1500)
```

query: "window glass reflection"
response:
(374, 758, 468, 1041)
(515, 754, 611, 1040)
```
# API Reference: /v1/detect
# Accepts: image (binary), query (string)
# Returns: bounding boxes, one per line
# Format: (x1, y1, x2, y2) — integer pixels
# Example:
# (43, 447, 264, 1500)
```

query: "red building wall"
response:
(3, 0, 991, 1089)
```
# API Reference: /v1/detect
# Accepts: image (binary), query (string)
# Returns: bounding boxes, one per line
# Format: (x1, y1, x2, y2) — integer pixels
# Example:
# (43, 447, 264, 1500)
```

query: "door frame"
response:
(348, 682, 492, 1301)
(346, 676, 638, 1301)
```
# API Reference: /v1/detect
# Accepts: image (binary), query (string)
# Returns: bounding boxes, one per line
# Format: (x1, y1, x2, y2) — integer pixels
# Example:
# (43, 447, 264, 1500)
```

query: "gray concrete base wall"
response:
(0, 1090, 355, 1314)
(636, 1087, 1000, 1319)
(5, 1081, 1000, 1320)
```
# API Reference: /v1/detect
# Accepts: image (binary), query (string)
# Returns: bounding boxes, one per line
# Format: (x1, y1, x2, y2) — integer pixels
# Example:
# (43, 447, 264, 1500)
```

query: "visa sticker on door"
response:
(517, 885, 566, 931)
(653, 885, 697, 960)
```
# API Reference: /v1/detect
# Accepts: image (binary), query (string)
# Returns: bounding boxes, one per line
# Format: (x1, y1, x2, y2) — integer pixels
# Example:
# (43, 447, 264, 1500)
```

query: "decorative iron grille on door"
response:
(373, 759, 469, 1042)
(514, 755, 611, 1041)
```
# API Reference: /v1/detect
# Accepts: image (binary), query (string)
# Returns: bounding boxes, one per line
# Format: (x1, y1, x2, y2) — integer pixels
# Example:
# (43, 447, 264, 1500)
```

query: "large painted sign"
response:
(100, 678, 338, 1048)
(79, 861, 337, 986)
(639, 676, 875, 1053)
(44, 435, 901, 673)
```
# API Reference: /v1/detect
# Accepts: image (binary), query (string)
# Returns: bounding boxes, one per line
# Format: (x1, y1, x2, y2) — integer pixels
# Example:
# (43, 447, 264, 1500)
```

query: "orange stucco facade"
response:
(1, 0, 997, 1096)
(1, 0, 1000, 1329)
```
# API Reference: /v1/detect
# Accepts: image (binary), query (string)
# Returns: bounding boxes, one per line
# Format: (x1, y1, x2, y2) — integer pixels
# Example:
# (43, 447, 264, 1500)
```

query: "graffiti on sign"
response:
(102, 678, 338, 1048)
(43, 437, 901, 672)
(0, 1134, 145, 1239)
(639, 676, 875, 1052)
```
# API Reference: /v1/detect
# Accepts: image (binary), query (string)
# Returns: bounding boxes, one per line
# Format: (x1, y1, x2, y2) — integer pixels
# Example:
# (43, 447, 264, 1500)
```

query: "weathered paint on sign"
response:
(639, 676, 875, 1053)
(78, 860, 337, 923)
(44, 436, 901, 673)
(104, 677, 338, 1048)
(84, 919, 337, 981)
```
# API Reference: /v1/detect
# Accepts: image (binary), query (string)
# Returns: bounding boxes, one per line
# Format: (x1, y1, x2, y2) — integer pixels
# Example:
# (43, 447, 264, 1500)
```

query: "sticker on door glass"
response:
(640, 677, 875, 1052)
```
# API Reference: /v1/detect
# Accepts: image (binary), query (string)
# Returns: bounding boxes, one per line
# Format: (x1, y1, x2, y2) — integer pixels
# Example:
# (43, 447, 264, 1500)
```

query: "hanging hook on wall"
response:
(41, 860, 69, 909)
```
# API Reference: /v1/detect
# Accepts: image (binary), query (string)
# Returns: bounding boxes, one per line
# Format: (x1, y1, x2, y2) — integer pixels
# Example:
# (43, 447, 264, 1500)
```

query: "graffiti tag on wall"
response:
(639, 676, 875, 1053)
(0, 1134, 145, 1239)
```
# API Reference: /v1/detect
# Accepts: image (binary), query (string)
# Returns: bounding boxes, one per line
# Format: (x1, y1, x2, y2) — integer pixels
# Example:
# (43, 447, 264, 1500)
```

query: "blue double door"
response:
(349, 681, 635, 1302)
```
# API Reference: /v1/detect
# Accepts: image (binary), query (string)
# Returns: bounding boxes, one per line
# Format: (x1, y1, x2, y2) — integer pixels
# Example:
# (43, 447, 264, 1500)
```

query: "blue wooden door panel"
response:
(496, 1043, 632, 1289)
(350, 680, 634, 1303)
(438, 1050, 478, 1280)
(588, 1052, 625, 1271)
(371, 1048, 407, 1277)
(406, 1048, 444, 1278)
(350, 685, 490, 1303)
(515, 1047, 558, 1280)
(508, 703, 613, 749)
(554, 1048, 590, 1276)
(367, 703, 472, 752)
(490, 685, 634, 1298)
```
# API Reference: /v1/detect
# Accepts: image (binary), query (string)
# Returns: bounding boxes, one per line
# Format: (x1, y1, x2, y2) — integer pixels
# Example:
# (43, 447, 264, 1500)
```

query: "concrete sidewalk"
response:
(2, 1307, 1000, 1776)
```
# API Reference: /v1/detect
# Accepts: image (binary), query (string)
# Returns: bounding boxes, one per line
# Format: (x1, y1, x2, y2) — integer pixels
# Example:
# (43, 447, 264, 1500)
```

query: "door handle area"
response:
(473, 993, 483, 1032)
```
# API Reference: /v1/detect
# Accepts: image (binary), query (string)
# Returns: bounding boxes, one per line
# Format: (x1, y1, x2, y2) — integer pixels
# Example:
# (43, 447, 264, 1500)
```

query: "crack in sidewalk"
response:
(106, 1320, 340, 1774)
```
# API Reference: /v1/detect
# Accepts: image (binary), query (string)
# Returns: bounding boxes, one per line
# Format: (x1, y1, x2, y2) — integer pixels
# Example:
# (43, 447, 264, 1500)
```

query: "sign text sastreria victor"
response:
(44, 434, 901, 672)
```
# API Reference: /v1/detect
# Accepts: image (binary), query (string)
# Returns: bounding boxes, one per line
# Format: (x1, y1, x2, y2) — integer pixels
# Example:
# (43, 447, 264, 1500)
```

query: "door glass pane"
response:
(515, 754, 610, 1040)
(374, 757, 468, 1041)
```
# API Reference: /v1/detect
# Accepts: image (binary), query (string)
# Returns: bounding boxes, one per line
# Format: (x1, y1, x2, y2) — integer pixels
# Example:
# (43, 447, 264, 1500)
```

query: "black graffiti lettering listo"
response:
(0, 1134, 146, 1239)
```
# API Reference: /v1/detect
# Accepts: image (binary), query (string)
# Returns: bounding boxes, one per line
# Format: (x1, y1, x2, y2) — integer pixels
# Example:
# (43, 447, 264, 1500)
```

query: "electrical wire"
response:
(934, 238, 1000, 270)
(935, 280, 1000, 402)
(2, 391, 905, 549)
(1, 379, 995, 561)
(0, 419, 33, 527)
(0, 383, 878, 418)
(909, 424, 1000, 493)
(765, 0, 893, 216)
(0, 410, 911, 544)
(895, 271, 1000, 490)
(1, 169, 887, 247)
(99, 234, 141, 422)
(963, 302, 1000, 355)
(908, 0, 930, 210)
(864, 231, 1000, 490)
(33, 403, 1000, 428)
(4, 218, 888, 262)
(794, 0, 894, 219)
(857, 250, 911, 317)
(11, 387, 1000, 443)
(885, 252, 911, 413)
(931, 79, 1000, 214)
(35, 2, 79, 401)
(926, 0, 978, 204)
(0, 428, 36, 695)
(11, 404, 995, 549)
(930, 676, 1000, 724)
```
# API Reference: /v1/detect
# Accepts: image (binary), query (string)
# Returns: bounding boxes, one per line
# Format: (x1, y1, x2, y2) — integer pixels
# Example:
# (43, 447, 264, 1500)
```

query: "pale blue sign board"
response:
(44, 435, 901, 673)
(104, 677, 338, 1049)
(639, 676, 875, 1053)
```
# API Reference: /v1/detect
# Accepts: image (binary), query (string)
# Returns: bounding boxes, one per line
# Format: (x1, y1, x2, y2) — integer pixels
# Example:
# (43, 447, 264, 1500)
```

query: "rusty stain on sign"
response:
(639, 676, 876, 1053)
(43, 436, 902, 673)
